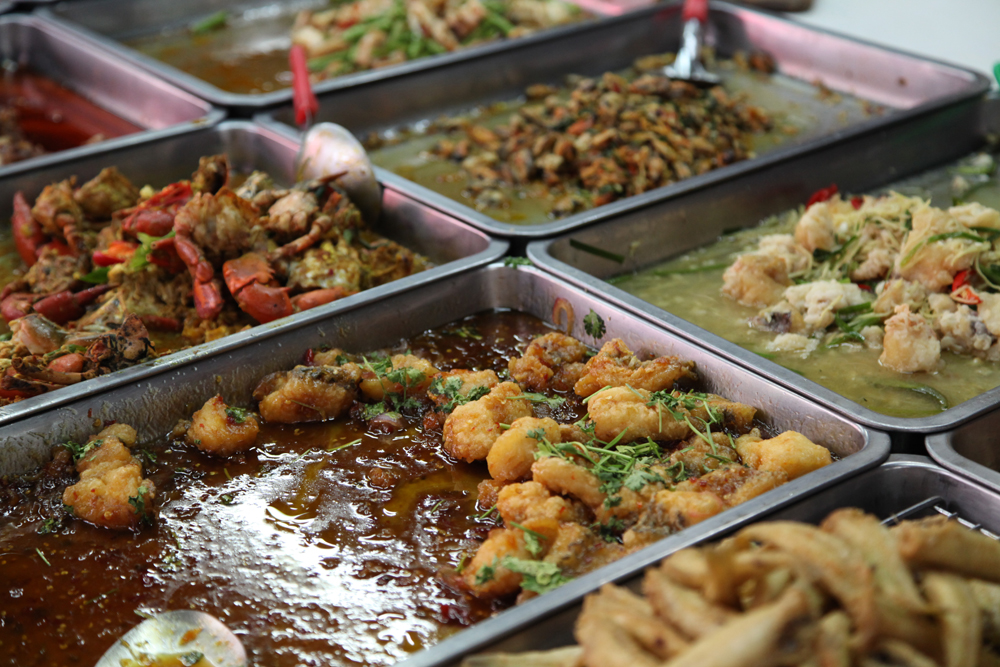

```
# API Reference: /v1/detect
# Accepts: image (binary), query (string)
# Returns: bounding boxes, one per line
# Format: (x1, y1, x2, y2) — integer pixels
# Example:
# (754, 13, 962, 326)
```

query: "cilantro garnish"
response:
(501, 557, 572, 594)
(474, 557, 498, 585)
(510, 522, 547, 557)
(583, 309, 606, 340)
(63, 439, 103, 462)
(225, 406, 251, 424)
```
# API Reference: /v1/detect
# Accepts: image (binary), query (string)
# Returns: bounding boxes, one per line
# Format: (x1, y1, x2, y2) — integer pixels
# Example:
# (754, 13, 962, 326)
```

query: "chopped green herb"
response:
(128, 486, 149, 517)
(190, 10, 228, 34)
(508, 392, 566, 408)
(500, 557, 572, 594)
(35, 548, 50, 566)
(63, 439, 102, 462)
(503, 256, 532, 269)
(37, 517, 61, 535)
(510, 522, 547, 557)
(328, 437, 363, 453)
(225, 406, 252, 424)
(583, 309, 606, 340)
(429, 375, 490, 413)
(130, 230, 175, 271)
(476, 505, 498, 521)
(593, 517, 626, 543)
(474, 557, 498, 585)
(80, 266, 110, 284)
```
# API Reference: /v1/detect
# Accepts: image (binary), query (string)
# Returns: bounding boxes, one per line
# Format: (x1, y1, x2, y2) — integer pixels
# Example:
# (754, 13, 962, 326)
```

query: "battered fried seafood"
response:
(722, 186, 1000, 375)
(293, 0, 586, 81)
(464, 508, 1000, 667)
(62, 423, 156, 530)
(180, 394, 261, 456)
(408, 52, 771, 216)
(0, 155, 428, 406)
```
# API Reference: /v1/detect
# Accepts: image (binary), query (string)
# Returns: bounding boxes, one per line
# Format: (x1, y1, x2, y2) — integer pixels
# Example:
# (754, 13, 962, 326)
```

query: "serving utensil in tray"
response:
(0, 262, 888, 663)
(526, 96, 1000, 445)
(426, 455, 998, 666)
(0, 14, 223, 179)
(258, 0, 988, 239)
(0, 119, 505, 428)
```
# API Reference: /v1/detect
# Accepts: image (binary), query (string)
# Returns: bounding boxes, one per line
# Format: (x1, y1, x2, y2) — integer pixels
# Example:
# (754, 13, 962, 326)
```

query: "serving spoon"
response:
(94, 610, 246, 667)
(289, 44, 382, 224)
(663, 0, 720, 86)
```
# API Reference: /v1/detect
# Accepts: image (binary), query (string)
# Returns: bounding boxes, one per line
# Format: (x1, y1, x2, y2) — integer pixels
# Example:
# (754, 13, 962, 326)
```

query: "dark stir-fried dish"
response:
(0, 155, 428, 406)
(366, 51, 775, 219)
(0, 311, 833, 666)
(463, 508, 1000, 667)
(0, 106, 46, 165)
(295, 0, 587, 80)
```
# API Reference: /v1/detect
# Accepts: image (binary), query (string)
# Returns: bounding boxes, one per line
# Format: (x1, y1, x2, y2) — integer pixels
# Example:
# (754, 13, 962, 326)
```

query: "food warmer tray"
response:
(0, 119, 506, 428)
(258, 0, 989, 240)
(926, 409, 1000, 496)
(0, 14, 224, 179)
(524, 92, 1000, 444)
(0, 262, 889, 662)
(410, 455, 996, 666)
(40, 0, 609, 114)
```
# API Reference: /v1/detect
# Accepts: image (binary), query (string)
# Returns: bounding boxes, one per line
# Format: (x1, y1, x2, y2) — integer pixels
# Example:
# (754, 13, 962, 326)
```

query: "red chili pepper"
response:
(92, 241, 138, 267)
(851, 196, 864, 210)
(806, 184, 839, 207)
(952, 285, 981, 305)
(857, 283, 873, 292)
(952, 269, 972, 292)
(303, 348, 316, 366)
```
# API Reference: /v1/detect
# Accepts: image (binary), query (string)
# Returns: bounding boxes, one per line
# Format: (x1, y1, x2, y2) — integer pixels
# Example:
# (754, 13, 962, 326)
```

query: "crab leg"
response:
(32, 284, 112, 325)
(12, 191, 46, 267)
(223, 252, 294, 324)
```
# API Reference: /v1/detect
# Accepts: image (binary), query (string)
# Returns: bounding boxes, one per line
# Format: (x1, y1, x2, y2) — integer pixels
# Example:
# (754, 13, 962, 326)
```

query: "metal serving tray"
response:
(41, 0, 602, 114)
(926, 410, 1000, 495)
(257, 0, 989, 241)
(0, 119, 505, 428)
(526, 95, 1000, 444)
(0, 14, 223, 179)
(0, 262, 888, 662)
(420, 455, 997, 666)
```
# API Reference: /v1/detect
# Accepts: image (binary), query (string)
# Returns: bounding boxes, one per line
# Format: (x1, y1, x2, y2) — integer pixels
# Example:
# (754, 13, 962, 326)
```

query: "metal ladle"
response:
(94, 610, 246, 667)
(663, 0, 720, 86)
(289, 44, 382, 224)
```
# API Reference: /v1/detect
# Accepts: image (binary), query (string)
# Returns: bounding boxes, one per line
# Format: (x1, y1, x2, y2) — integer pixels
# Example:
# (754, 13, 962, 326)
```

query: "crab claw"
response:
(122, 181, 193, 236)
(148, 237, 186, 274)
(193, 278, 225, 321)
(234, 282, 293, 324)
(33, 284, 112, 325)
(291, 287, 353, 312)
(1, 293, 38, 322)
(223, 252, 294, 324)
(13, 191, 46, 267)
(223, 252, 273, 294)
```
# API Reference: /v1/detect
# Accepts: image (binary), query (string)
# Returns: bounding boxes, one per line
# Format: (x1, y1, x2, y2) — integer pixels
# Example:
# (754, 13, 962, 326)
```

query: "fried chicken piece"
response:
(443, 382, 533, 462)
(253, 363, 362, 423)
(574, 339, 696, 397)
(488, 416, 561, 482)
(677, 466, 787, 507)
(358, 353, 438, 401)
(62, 425, 155, 531)
(184, 394, 260, 457)
(508, 332, 588, 392)
(734, 428, 832, 480)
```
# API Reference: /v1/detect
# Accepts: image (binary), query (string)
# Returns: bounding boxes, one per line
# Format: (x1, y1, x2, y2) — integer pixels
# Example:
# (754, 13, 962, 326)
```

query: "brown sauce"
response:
(0, 68, 142, 154)
(0, 311, 582, 666)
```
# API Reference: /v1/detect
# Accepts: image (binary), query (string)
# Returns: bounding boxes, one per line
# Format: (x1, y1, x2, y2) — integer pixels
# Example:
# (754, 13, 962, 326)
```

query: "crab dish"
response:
(0, 155, 428, 405)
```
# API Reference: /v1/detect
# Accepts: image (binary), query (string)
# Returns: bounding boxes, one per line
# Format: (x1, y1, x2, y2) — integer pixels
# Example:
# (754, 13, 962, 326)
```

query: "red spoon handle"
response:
(683, 0, 709, 22)
(290, 44, 319, 127)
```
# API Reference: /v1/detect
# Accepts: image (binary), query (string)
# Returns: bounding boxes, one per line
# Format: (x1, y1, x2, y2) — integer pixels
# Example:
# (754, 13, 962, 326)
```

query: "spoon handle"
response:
(683, 0, 709, 22)
(290, 44, 319, 128)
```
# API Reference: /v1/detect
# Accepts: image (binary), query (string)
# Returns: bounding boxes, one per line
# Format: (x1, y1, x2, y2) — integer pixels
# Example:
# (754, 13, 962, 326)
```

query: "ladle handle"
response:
(290, 44, 319, 128)
(682, 0, 709, 23)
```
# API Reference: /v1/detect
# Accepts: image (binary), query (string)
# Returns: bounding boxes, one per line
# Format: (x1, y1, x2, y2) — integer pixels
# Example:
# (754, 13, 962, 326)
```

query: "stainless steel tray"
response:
(0, 119, 506, 428)
(0, 262, 889, 664)
(40, 0, 602, 114)
(526, 95, 1000, 442)
(413, 455, 997, 666)
(926, 411, 1000, 495)
(257, 0, 989, 240)
(0, 14, 224, 179)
